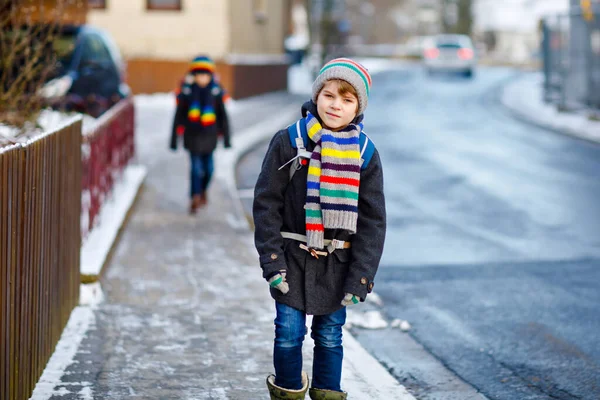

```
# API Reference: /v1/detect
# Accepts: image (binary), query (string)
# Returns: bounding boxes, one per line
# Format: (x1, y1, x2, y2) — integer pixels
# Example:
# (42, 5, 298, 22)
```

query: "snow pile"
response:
(502, 72, 600, 144)
(80, 164, 147, 277)
(1, 109, 81, 143)
(346, 310, 389, 329)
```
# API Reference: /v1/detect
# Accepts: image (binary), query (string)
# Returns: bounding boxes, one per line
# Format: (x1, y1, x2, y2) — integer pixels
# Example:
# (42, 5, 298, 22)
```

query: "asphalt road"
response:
(236, 65, 600, 400)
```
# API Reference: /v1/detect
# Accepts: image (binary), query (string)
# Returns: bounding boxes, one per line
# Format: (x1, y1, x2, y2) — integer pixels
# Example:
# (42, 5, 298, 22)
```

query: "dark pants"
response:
(273, 302, 346, 391)
(189, 152, 214, 197)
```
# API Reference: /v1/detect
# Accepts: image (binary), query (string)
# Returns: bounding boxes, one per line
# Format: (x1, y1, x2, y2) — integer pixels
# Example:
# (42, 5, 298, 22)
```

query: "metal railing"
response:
(0, 119, 82, 400)
(81, 97, 136, 239)
(542, 6, 600, 110)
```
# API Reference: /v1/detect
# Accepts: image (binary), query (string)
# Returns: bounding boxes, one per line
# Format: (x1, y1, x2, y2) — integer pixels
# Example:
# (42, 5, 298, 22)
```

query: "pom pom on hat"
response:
(312, 58, 372, 115)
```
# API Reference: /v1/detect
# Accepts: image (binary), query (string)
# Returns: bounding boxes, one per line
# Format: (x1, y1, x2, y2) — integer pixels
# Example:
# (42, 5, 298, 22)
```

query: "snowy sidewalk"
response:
(30, 89, 415, 399)
(501, 72, 600, 144)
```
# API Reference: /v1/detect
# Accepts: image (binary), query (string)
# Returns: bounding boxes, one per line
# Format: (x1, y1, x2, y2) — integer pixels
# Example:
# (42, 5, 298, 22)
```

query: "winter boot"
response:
(308, 387, 348, 400)
(189, 194, 202, 214)
(266, 371, 309, 400)
(199, 192, 208, 206)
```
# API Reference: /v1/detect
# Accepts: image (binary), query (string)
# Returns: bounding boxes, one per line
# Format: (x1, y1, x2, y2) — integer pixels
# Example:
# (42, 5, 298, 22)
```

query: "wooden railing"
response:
(0, 96, 136, 400)
(0, 118, 82, 400)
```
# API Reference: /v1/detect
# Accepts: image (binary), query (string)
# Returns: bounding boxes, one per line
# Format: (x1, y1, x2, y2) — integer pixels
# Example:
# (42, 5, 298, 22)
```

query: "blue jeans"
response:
(273, 302, 346, 391)
(189, 152, 214, 197)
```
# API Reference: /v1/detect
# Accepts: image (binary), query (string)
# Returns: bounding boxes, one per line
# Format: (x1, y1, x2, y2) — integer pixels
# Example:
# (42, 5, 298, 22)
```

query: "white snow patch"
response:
(79, 282, 104, 307)
(154, 344, 186, 352)
(0, 123, 21, 140)
(346, 310, 389, 329)
(365, 292, 384, 307)
(391, 319, 412, 332)
(78, 386, 93, 400)
(80, 164, 147, 277)
(29, 307, 95, 400)
(501, 72, 600, 144)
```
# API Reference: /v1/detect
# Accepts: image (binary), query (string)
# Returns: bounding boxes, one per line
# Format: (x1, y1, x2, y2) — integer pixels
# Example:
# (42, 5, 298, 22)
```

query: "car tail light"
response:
(457, 48, 474, 60)
(424, 48, 440, 59)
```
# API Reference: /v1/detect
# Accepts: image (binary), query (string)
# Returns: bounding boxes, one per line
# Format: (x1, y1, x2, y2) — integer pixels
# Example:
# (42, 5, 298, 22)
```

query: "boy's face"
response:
(316, 81, 358, 131)
(193, 72, 212, 87)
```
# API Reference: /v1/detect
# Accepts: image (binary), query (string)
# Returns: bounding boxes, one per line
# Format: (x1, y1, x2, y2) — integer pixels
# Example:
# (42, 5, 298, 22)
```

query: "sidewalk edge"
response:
(80, 164, 147, 281)
(499, 73, 600, 145)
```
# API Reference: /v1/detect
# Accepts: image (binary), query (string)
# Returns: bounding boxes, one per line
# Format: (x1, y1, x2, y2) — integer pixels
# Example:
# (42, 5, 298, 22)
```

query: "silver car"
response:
(423, 34, 476, 78)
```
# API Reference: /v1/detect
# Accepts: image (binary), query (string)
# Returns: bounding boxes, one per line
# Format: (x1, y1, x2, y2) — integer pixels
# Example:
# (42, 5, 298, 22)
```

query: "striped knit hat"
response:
(312, 58, 372, 115)
(190, 55, 215, 74)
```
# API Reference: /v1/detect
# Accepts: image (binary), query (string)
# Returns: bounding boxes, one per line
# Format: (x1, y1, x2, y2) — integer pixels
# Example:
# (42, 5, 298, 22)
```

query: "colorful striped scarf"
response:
(305, 112, 362, 249)
(186, 83, 216, 127)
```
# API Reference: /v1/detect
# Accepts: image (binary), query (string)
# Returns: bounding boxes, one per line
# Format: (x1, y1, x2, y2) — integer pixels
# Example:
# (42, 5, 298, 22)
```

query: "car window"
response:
(53, 33, 78, 70)
(436, 43, 462, 49)
(80, 34, 112, 65)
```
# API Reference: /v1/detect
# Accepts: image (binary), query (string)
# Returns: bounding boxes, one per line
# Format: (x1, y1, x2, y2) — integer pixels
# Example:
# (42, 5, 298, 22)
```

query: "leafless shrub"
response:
(0, 0, 85, 129)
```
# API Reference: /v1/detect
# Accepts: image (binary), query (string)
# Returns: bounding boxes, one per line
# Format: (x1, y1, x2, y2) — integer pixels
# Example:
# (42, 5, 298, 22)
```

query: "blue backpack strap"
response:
(287, 118, 308, 149)
(359, 132, 376, 169)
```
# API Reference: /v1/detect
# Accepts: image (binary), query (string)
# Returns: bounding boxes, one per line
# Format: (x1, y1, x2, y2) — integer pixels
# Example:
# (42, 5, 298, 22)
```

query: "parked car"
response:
(39, 24, 130, 117)
(422, 34, 476, 78)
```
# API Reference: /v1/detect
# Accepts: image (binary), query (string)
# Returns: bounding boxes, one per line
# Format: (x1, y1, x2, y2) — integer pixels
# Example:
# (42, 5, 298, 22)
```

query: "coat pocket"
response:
(333, 248, 351, 264)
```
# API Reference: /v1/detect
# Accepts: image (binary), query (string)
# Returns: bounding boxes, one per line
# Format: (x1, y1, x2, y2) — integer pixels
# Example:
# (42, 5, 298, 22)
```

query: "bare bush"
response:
(0, 0, 85, 129)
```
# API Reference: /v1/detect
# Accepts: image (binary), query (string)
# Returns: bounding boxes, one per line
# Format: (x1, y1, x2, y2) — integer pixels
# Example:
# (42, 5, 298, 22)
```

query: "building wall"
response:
(88, 0, 230, 60)
(228, 0, 289, 54)
(89, 0, 290, 97)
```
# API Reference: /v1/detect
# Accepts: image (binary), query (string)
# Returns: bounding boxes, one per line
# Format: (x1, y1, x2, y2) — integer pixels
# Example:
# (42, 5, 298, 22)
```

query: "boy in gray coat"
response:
(253, 58, 386, 400)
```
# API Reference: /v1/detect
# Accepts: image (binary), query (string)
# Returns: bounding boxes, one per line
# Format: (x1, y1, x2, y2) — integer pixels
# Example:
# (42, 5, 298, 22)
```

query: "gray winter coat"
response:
(253, 102, 386, 316)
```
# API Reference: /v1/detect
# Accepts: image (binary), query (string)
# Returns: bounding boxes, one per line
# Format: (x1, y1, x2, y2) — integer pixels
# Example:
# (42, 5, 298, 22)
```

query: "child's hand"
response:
(268, 270, 289, 294)
(341, 293, 360, 306)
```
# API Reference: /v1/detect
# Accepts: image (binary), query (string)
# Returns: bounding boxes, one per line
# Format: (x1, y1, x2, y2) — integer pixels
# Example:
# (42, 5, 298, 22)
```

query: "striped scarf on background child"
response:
(305, 111, 362, 249)
(187, 83, 216, 127)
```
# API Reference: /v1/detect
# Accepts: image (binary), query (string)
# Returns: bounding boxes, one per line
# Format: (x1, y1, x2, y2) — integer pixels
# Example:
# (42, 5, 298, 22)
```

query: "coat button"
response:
(360, 277, 367, 285)
(368, 282, 374, 292)
(271, 254, 278, 260)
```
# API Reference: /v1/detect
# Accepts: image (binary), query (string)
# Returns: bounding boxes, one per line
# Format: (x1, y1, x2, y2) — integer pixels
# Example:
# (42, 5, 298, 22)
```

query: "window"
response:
(80, 35, 112, 66)
(253, 0, 267, 23)
(88, 0, 106, 9)
(146, 0, 182, 11)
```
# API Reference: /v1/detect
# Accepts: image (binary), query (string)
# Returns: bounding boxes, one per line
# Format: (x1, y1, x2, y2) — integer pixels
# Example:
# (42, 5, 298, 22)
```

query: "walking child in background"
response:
(170, 55, 231, 214)
(253, 58, 386, 399)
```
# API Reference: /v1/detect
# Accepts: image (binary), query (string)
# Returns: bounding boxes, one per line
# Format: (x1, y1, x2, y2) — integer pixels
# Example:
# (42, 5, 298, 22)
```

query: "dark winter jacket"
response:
(253, 101, 386, 316)
(170, 79, 230, 154)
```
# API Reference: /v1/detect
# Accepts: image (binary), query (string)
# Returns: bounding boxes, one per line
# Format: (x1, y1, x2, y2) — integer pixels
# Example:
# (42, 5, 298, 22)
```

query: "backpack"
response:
(281, 118, 376, 181)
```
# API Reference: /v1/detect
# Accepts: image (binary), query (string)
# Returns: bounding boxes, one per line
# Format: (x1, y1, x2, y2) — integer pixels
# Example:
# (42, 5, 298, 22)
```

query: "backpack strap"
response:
(359, 131, 376, 169)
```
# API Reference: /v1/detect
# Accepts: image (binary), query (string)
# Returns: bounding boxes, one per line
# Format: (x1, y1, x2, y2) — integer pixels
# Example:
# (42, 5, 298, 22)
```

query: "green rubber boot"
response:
(308, 387, 348, 400)
(267, 371, 309, 400)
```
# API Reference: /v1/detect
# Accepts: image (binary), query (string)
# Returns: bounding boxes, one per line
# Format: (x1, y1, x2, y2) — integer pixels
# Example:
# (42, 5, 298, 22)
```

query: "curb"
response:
(498, 73, 600, 146)
(80, 164, 147, 283)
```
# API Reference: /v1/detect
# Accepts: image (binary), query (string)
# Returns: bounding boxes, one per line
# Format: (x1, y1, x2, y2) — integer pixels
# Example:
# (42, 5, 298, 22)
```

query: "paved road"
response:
(236, 65, 600, 400)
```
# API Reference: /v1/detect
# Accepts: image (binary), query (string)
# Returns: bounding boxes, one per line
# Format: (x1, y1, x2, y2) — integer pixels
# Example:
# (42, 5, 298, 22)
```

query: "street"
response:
(237, 65, 600, 400)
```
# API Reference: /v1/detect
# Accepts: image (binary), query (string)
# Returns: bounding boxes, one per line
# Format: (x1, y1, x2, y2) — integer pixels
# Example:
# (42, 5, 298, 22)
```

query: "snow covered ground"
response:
(501, 72, 600, 144)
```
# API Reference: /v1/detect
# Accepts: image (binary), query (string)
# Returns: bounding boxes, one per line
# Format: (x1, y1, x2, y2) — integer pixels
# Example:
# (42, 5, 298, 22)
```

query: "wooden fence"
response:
(0, 118, 82, 400)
